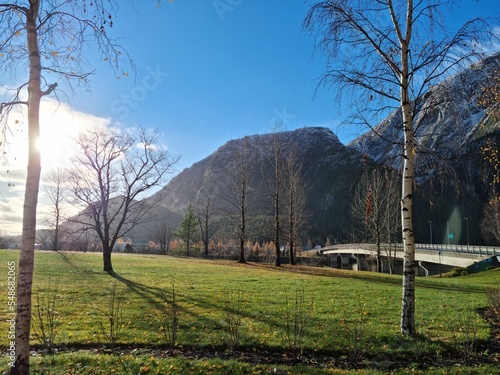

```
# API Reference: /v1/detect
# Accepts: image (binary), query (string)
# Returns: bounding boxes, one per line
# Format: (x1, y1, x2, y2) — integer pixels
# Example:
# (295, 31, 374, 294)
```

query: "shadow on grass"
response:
(106, 272, 213, 326)
(232, 261, 487, 294)
(108, 271, 165, 308)
(55, 251, 81, 269)
(105, 269, 294, 347)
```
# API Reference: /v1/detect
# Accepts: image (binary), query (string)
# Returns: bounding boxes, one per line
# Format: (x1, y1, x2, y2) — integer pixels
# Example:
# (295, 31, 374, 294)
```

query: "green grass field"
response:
(0, 250, 499, 374)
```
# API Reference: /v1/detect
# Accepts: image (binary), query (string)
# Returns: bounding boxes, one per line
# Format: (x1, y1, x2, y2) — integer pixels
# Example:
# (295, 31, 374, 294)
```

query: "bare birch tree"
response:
(351, 168, 400, 272)
(304, 0, 492, 335)
(68, 125, 178, 272)
(42, 167, 70, 251)
(284, 143, 308, 265)
(0, 2, 139, 372)
(194, 163, 221, 258)
(222, 138, 253, 263)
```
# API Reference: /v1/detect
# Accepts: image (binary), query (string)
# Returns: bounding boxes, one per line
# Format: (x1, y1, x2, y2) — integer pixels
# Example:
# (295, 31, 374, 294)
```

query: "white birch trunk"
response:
(12, 2, 42, 373)
(399, 0, 416, 336)
(400, 99, 416, 336)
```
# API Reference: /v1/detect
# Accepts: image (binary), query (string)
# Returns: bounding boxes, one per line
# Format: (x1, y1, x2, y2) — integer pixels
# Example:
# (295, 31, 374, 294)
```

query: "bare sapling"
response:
(282, 284, 313, 357)
(223, 289, 243, 349)
(156, 281, 179, 347)
(98, 283, 124, 348)
(31, 279, 60, 352)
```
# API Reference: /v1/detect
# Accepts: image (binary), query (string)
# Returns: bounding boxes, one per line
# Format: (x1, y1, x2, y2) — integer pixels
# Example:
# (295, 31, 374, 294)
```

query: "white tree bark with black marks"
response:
(304, 0, 492, 336)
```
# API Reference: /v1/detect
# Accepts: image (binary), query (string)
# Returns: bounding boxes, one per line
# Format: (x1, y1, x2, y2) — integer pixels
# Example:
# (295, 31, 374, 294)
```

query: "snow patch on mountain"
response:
(349, 53, 500, 170)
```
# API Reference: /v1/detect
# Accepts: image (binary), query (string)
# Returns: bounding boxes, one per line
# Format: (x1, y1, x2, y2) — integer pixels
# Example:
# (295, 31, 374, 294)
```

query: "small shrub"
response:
(486, 287, 500, 319)
(339, 302, 366, 365)
(485, 287, 500, 335)
(282, 284, 313, 357)
(156, 281, 179, 347)
(31, 279, 61, 352)
(98, 283, 124, 348)
(448, 307, 479, 363)
(223, 289, 243, 349)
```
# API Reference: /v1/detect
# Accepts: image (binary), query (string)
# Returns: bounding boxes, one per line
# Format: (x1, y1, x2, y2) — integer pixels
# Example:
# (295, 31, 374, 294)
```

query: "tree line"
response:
(38, 124, 310, 269)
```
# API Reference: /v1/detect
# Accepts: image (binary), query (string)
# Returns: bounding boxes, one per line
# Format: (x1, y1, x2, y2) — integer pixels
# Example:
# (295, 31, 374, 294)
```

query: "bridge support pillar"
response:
(333, 254, 355, 270)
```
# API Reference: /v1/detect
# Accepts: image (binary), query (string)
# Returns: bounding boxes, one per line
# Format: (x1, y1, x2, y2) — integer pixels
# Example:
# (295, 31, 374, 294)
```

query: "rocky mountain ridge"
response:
(57, 53, 500, 247)
(151, 53, 500, 245)
(149, 127, 369, 240)
(349, 53, 500, 169)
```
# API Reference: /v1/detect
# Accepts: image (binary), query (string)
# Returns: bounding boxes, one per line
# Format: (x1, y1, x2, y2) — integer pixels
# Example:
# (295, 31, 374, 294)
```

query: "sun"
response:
(3, 99, 110, 174)
(37, 126, 74, 169)
(36, 100, 110, 170)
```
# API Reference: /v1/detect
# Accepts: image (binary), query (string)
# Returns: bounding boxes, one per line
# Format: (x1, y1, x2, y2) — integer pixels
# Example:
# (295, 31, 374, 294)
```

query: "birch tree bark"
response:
(13, 3, 44, 372)
(304, 0, 491, 335)
(0, 3, 169, 369)
(395, 0, 416, 335)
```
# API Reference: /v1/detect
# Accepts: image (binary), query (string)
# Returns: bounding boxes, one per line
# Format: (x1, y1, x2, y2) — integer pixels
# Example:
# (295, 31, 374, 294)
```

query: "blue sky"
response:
(70, 1, 356, 170)
(71, 0, 499, 170)
(0, 0, 499, 234)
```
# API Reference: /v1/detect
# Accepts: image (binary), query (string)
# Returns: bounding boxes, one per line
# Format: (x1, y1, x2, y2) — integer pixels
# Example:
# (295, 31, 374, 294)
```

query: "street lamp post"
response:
(428, 221, 432, 246)
(464, 217, 469, 252)
(447, 221, 450, 246)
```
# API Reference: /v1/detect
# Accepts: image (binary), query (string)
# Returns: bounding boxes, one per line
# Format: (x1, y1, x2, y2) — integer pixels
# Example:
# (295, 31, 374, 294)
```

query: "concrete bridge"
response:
(318, 243, 500, 275)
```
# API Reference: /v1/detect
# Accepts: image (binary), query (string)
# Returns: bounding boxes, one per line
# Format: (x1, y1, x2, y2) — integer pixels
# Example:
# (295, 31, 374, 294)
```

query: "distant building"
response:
(115, 237, 134, 252)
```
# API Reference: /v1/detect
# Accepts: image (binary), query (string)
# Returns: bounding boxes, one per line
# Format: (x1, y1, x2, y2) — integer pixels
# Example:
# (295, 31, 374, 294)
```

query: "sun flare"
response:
(4, 99, 111, 172)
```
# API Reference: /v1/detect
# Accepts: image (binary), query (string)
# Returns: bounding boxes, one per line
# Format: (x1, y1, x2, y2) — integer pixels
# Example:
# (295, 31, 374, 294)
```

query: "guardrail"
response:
(395, 243, 499, 256)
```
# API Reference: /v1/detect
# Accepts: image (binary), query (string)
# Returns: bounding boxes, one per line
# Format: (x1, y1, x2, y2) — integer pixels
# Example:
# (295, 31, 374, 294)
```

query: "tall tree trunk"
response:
(376, 237, 382, 273)
(400, 106, 416, 335)
(275, 203, 281, 267)
(204, 214, 209, 258)
(12, 2, 41, 374)
(399, 25, 416, 336)
(53, 217, 59, 251)
(238, 202, 246, 263)
(274, 153, 281, 267)
(238, 197, 246, 263)
(238, 194, 246, 263)
(238, 142, 248, 264)
(289, 192, 296, 266)
(238, 237, 246, 263)
(103, 247, 114, 273)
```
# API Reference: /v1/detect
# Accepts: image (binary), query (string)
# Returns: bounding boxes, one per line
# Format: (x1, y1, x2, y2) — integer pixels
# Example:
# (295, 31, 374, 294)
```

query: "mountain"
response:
(349, 53, 500, 245)
(149, 127, 369, 241)
(349, 53, 500, 169)
(153, 54, 500, 246)
(62, 54, 500, 248)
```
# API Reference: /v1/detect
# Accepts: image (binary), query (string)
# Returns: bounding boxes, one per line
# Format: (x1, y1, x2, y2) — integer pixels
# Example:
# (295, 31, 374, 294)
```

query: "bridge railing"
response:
(393, 243, 499, 256)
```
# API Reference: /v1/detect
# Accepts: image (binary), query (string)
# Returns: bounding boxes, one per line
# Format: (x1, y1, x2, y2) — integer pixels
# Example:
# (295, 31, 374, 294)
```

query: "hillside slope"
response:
(349, 53, 500, 169)
(149, 127, 369, 240)
(349, 53, 500, 245)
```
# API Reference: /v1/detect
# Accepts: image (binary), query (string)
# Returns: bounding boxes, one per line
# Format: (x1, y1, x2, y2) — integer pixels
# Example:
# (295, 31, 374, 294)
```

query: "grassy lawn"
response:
(0, 250, 499, 374)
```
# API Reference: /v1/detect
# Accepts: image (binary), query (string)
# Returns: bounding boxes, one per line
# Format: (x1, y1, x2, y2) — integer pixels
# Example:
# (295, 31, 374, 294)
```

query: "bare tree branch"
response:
(68, 125, 179, 272)
(304, 0, 495, 337)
